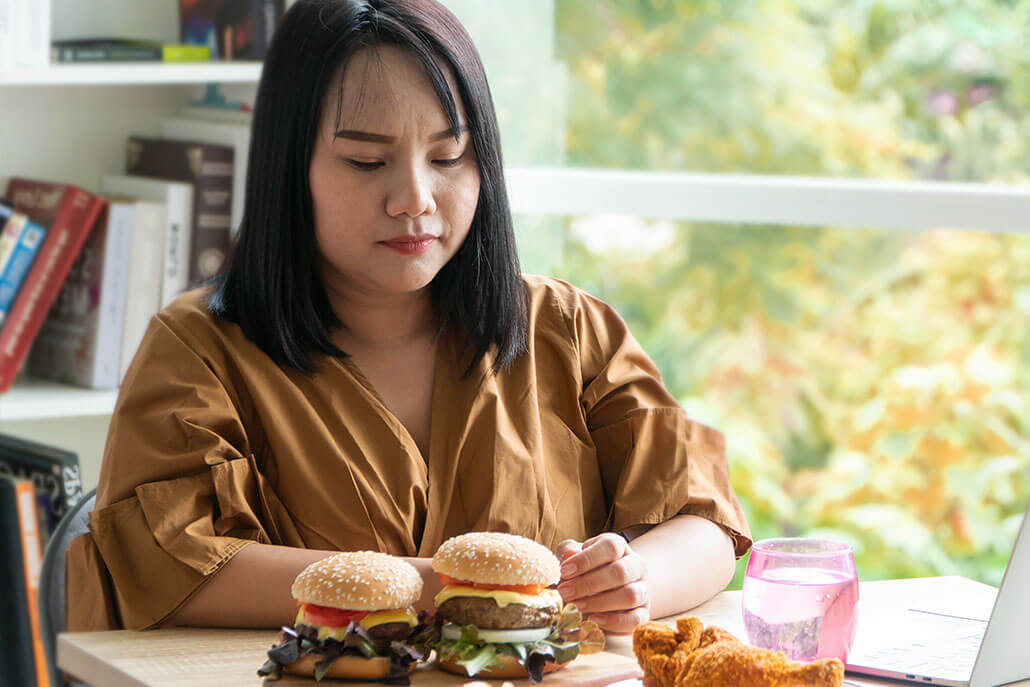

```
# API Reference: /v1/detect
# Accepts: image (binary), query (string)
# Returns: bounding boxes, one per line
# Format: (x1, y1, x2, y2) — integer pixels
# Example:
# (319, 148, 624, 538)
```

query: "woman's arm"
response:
(628, 513, 736, 617)
(167, 543, 444, 628)
(557, 514, 736, 633)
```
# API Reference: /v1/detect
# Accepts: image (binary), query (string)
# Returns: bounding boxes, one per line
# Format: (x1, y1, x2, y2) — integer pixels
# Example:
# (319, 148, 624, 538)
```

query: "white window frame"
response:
(506, 168, 1030, 233)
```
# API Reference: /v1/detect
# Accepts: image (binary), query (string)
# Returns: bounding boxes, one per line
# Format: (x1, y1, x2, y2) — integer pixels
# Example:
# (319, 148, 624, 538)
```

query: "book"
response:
(0, 477, 47, 687)
(162, 115, 251, 234)
(180, 0, 285, 61)
(50, 38, 211, 63)
(126, 136, 234, 285)
(27, 200, 133, 389)
(0, 0, 49, 69)
(0, 432, 83, 527)
(101, 174, 193, 309)
(1, 179, 106, 393)
(0, 211, 48, 325)
(117, 199, 166, 380)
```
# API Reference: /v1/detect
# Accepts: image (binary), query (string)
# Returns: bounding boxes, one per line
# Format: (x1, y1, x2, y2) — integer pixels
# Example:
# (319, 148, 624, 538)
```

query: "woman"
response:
(67, 0, 751, 635)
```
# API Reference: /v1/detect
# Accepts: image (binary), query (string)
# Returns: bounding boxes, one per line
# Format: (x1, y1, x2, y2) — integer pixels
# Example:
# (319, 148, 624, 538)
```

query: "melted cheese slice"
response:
(358, 607, 418, 631)
(295, 605, 418, 642)
(434, 585, 563, 610)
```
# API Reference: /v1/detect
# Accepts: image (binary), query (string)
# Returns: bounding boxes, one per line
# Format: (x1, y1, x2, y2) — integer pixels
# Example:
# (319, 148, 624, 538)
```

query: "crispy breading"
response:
(674, 615, 704, 653)
(633, 620, 681, 681)
(697, 625, 740, 649)
(683, 641, 844, 687)
(646, 650, 695, 687)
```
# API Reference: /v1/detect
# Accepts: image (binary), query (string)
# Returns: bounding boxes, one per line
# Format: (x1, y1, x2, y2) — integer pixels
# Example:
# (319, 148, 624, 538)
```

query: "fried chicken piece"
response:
(646, 649, 696, 687)
(674, 616, 704, 652)
(682, 641, 844, 687)
(633, 621, 681, 681)
(697, 625, 741, 649)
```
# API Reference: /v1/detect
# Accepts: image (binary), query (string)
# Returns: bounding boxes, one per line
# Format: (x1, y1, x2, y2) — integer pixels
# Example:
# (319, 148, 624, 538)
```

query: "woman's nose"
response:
(385, 162, 437, 218)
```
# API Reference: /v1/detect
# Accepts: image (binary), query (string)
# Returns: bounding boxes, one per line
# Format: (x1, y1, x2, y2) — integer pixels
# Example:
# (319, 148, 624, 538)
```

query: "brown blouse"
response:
(66, 275, 751, 631)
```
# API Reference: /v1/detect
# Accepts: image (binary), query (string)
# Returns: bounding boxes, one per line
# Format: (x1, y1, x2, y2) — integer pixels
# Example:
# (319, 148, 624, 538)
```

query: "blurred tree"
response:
(536, 0, 1030, 588)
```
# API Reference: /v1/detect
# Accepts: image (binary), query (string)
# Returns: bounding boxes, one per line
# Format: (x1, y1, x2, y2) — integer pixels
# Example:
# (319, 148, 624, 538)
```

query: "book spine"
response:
(161, 186, 192, 307)
(13, 479, 49, 687)
(161, 44, 210, 62)
(188, 150, 234, 284)
(91, 202, 133, 388)
(51, 44, 162, 62)
(0, 478, 37, 687)
(120, 202, 165, 380)
(0, 217, 47, 325)
(0, 189, 105, 392)
(0, 212, 30, 282)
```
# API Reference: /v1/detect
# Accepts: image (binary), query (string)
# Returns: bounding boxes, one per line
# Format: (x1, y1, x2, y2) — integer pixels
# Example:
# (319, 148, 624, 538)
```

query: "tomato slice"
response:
(301, 603, 368, 628)
(439, 574, 543, 595)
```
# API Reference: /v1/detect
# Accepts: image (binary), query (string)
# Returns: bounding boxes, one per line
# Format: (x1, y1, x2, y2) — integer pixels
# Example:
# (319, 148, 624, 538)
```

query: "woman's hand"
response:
(555, 532, 649, 634)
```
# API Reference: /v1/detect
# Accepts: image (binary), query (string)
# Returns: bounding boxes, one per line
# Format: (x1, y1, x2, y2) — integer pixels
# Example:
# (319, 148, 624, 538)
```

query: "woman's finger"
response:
(556, 539, 582, 562)
(560, 532, 627, 578)
(557, 554, 645, 601)
(588, 606, 650, 634)
(568, 581, 648, 614)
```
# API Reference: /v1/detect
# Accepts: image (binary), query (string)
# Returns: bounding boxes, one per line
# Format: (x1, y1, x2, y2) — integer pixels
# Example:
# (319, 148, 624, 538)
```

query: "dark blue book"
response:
(0, 433, 82, 534)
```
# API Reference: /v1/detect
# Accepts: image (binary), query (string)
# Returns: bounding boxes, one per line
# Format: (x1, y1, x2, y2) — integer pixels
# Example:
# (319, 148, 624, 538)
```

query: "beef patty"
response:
(438, 596, 557, 630)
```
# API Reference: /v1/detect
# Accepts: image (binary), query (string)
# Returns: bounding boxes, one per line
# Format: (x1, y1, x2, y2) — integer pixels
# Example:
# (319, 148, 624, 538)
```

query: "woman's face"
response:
(309, 45, 480, 301)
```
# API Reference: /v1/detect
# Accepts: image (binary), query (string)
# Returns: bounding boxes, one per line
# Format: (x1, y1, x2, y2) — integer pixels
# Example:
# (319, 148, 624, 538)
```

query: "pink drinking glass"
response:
(742, 538, 859, 662)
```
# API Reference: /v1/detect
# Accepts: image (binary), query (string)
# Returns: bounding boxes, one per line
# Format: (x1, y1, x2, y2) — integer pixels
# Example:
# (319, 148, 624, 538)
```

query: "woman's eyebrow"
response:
(334, 124, 468, 143)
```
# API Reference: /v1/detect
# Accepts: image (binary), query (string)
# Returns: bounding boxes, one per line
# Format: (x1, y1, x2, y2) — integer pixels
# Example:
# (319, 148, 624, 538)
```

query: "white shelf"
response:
(0, 62, 262, 86)
(0, 378, 118, 421)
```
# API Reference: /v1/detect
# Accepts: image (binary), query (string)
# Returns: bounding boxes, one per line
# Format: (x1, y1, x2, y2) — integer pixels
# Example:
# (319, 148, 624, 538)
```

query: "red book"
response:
(1, 179, 107, 392)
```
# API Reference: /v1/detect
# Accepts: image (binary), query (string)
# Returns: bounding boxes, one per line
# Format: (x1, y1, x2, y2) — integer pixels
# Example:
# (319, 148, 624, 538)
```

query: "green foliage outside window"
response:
(537, 0, 1030, 588)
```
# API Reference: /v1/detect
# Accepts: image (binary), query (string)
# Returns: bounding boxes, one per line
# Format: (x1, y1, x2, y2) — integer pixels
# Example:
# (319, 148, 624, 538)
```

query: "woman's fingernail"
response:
(561, 562, 577, 576)
(557, 583, 575, 600)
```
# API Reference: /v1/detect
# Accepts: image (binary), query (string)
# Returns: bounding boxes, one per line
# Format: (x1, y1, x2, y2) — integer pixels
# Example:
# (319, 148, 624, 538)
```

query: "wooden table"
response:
(59, 576, 1028, 686)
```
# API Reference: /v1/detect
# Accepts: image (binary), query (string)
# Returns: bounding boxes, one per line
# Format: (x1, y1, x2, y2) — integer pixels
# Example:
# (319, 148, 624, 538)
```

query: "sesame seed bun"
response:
(291, 551, 423, 611)
(436, 652, 568, 679)
(283, 654, 415, 680)
(431, 532, 561, 587)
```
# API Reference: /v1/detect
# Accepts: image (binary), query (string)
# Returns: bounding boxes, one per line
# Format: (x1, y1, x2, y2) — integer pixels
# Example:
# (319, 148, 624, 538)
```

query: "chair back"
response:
(38, 487, 97, 687)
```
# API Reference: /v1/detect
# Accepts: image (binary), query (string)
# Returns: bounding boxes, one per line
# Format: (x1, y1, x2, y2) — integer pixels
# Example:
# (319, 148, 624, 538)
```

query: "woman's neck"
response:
(328, 284, 436, 350)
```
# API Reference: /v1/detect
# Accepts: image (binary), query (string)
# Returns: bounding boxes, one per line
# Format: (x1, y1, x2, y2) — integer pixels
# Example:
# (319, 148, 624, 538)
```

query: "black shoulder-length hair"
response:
(209, 0, 527, 375)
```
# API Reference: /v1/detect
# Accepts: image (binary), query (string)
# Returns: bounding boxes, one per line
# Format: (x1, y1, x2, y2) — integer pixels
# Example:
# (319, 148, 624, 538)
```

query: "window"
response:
(446, 0, 1030, 587)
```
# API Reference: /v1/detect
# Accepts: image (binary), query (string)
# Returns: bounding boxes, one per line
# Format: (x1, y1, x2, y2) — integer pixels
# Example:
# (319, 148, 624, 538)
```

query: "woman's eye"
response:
(433, 156, 464, 168)
(345, 159, 384, 171)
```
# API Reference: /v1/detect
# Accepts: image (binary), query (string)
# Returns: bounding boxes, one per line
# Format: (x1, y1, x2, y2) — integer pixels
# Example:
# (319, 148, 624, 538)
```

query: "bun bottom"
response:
(436, 653, 568, 679)
(283, 654, 415, 681)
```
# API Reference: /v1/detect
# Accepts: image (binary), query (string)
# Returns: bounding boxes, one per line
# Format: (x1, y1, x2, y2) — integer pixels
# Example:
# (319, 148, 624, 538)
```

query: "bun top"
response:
(291, 551, 423, 611)
(432, 532, 561, 586)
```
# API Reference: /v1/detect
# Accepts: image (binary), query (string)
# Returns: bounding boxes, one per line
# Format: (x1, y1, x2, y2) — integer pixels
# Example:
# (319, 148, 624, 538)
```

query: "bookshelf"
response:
(0, 380, 118, 421)
(0, 0, 270, 490)
(0, 62, 263, 86)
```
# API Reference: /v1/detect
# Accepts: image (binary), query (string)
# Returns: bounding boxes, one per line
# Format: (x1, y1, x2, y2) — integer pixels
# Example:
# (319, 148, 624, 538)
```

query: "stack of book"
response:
(0, 106, 251, 393)
(0, 433, 83, 687)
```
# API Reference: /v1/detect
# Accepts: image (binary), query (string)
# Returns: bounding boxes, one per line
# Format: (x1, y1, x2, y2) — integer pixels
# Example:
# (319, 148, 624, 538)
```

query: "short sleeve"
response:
(565, 287, 752, 558)
(86, 311, 287, 629)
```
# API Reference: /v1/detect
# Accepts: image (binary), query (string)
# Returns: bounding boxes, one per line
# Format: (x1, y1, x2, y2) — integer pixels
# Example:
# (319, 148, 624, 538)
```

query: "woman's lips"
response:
(380, 236, 437, 255)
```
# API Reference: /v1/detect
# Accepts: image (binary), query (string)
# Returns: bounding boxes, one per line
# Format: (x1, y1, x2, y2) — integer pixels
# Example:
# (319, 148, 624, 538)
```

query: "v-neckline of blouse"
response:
(335, 346, 442, 469)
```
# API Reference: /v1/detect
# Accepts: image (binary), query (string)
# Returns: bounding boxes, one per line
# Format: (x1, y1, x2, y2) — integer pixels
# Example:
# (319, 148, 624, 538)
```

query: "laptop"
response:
(846, 501, 1030, 687)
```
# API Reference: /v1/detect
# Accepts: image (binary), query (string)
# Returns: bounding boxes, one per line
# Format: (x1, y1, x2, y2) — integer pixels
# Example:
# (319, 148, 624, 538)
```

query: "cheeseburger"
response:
(258, 551, 431, 683)
(431, 532, 603, 682)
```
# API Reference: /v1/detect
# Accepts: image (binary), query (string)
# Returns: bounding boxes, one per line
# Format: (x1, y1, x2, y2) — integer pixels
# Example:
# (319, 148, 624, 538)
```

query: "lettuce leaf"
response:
(258, 619, 428, 684)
